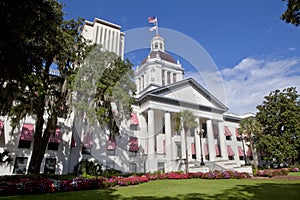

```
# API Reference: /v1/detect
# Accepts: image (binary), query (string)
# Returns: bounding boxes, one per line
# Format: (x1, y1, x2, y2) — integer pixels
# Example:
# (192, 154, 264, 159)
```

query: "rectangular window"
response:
(176, 143, 182, 158)
(44, 158, 56, 174)
(157, 162, 165, 173)
(129, 162, 137, 173)
(48, 128, 61, 151)
(13, 157, 28, 174)
(18, 123, 34, 149)
(173, 73, 177, 83)
(226, 136, 232, 140)
(167, 71, 171, 84)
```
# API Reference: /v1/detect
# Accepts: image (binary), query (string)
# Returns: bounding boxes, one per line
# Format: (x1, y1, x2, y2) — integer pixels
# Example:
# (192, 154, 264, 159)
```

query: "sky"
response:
(61, 0, 300, 115)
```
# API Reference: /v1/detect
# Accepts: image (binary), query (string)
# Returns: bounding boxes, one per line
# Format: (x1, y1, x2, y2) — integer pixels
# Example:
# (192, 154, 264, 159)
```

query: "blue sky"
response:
(61, 0, 300, 115)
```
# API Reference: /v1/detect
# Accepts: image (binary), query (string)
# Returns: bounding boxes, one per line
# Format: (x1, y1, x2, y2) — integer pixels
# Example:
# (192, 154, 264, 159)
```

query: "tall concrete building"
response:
(81, 18, 125, 59)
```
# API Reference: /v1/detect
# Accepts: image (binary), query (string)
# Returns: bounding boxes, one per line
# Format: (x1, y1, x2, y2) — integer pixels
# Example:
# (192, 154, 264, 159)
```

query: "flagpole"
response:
(156, 16, 159, 35)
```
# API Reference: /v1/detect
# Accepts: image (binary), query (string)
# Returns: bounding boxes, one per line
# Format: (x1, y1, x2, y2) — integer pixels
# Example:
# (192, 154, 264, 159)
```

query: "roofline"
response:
(84, 17, 122, 30)
(140, 78, 228, 111)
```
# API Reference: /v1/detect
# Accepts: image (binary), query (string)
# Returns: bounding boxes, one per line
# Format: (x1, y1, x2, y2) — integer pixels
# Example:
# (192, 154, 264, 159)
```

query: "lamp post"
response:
(240, 135, 248, 165)
(196, 129, 205, 166)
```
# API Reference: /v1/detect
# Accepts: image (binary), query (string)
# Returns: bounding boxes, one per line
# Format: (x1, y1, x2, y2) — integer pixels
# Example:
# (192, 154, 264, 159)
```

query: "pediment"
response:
(138, 78, 228, 112)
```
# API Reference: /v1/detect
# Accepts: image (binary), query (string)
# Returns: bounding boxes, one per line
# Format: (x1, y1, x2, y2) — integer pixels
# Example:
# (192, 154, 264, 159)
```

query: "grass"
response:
(1, 179, 300, 200)
(288, 172, 300, 176)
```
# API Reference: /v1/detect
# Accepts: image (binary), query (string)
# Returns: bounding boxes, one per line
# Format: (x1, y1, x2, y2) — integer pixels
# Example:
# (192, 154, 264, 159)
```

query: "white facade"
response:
(0, 18, 254, 176)
(81, 18, 125, 59)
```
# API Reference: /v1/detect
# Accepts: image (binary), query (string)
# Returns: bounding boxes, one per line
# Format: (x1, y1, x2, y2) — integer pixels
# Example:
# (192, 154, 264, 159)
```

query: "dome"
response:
(140, 50, 176, 66)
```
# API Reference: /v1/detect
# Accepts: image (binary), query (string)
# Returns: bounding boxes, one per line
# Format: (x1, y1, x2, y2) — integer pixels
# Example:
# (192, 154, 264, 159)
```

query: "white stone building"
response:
(0, 18, 254, 176)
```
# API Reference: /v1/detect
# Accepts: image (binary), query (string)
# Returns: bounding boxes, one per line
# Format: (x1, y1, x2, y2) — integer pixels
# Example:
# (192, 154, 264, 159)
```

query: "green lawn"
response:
(1, 179, 300, 200)
(288, 172, 300, 176)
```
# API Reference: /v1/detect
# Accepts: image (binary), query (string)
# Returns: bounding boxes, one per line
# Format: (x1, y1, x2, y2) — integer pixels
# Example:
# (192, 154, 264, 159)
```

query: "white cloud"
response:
(186, 56, 300, 115)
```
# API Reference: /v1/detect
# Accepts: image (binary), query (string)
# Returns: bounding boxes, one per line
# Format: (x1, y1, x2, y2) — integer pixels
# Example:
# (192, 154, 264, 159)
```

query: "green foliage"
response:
(73, 160, 103, 177)
(256, 87, 300, 165)
(73, 45, 136, 137)
(0, 150, 13, 165)
(174, 110, 197, 133)
(0, 0, 92, 174)
(174, 110, 197, 173)
(281, 0, 300, 26)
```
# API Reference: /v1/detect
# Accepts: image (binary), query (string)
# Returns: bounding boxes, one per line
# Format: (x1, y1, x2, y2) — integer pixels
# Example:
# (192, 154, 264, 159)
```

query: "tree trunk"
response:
(185, 129, 189, 174)
(250, 142, 259, 168)
(28, 103, 45, 174)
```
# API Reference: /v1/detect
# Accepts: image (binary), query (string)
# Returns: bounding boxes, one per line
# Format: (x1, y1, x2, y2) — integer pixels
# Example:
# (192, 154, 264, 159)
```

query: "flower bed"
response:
(256, 168, 289, 177)
(0, 171, 252, 196)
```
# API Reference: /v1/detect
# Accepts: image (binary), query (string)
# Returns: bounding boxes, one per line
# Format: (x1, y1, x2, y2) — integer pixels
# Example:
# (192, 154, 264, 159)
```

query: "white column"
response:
(165, 111, 172, 172)
(147, 109, 155, 172)
(206, 119, 216, 161)
(195, 118, 201, 162)
(218, 121, 227, 159)
(181, 127, 186, 161)
(170, 72, 173, 84)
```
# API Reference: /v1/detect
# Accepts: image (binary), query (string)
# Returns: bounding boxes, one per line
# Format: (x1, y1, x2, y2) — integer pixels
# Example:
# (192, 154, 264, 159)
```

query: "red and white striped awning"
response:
(49, 127, 61, 143)
(83, 133, 93, 148)
(204, 143, 208, 156)
(130, 113, 139, 125)
(129, 136, 139, 152)
(227, 146, 235, 156)
(247, 148, 253, 157)
(238, 146, 244, 157)
(107, 136, 116, 150)
(224, 126, 232, 136)
(191, 143, 196, 155)
(215, 144, 221, 156)
(20, 124, 34, 141)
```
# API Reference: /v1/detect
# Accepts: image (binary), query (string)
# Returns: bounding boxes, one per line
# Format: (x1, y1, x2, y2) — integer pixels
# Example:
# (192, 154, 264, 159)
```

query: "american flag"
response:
(148, 16, 157, 23)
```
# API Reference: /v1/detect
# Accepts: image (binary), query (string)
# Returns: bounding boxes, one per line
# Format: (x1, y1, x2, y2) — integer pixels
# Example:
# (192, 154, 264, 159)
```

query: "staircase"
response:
(189, 160, 253, 175)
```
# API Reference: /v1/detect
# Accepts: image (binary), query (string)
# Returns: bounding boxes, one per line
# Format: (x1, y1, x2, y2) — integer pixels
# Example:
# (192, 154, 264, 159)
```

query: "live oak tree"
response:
(73, 45, 136, 139)
(281, 0, 300, 26)
(256, 87, 300, 165)
(174, 110, 197, 174)
(0, 0, 91, 174)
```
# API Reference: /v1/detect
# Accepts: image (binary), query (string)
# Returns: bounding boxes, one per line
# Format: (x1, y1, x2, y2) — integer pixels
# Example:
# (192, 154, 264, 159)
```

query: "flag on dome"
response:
(148, 16, 157, 23)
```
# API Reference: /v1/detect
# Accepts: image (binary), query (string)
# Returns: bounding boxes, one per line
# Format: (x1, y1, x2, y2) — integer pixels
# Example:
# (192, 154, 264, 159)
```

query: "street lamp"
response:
(196, 129, 205, 166)
(240, 135, 248, 165)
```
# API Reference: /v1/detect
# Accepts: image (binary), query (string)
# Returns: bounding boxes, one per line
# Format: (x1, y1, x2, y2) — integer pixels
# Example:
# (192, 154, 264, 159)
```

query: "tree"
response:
(73, 45, 136, 139)
(174, 110, 197, 173)
(0, 0, 91, 174)
(238, 117, 262, 168)
(256, 87, 300, 166)
(281, 0, 300, 26)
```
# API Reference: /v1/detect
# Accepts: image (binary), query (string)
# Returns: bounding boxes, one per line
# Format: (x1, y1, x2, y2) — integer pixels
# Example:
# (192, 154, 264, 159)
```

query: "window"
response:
(82, 133, 93, 154)
(157, 162, 165, 173)
(44, 158, 56, 174)
(176, 143, 182, 158)
(48, 128, 61, 151)
(201, 123, 207, 138)
(18, 124, 34, 149)
(130, 113, 139, 130)
(129, 162, 137, 173)
(191, 143, 196, 159)
(13, 157, 28, 174)
(173, 73, 176, 83)
(226, 136, 232, 140)
(129, 137, 139, 156)
(107, 136, 116, 156)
